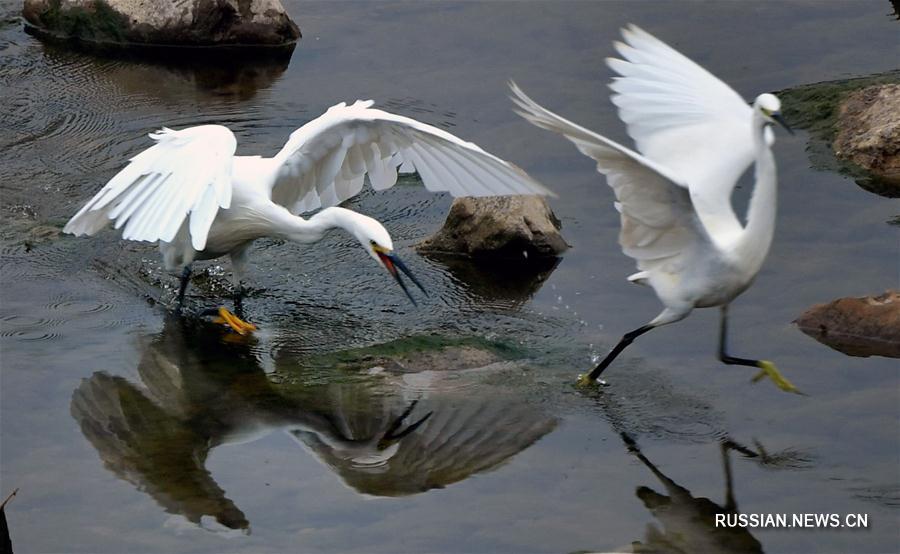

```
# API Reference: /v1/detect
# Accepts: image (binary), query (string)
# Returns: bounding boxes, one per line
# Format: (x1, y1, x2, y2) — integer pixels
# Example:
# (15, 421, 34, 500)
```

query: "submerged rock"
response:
(307, 334, 525, 374)
(417, 196, 569, 261)
(833, 84, 900, 194)
(794, 290, 900, 358)
(71, 318, 554, 514)
(23, 224, 61, 251)
(22, 0, 300, 48)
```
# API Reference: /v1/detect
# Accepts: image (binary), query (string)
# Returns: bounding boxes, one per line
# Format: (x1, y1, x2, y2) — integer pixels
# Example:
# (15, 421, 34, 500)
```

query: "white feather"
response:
(64, 125, 236, 251)
(64, 100, 553, 281)
(509, 27, 797, 394)
(269, 101, 554, 214)
(607, 24, 765, 239)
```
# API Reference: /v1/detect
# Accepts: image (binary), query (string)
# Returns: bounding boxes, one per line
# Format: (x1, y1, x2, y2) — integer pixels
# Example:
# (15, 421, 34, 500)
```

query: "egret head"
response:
(753, 93, 793, 134)
(349, 214, 428, 305)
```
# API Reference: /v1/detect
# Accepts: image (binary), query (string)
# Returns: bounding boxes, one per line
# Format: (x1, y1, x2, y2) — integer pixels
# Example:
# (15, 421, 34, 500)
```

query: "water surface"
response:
(1, 2, 899, 553)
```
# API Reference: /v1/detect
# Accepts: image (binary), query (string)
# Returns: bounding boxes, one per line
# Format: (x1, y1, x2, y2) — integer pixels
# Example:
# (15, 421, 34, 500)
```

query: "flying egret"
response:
(510, 24, 799, 393)
(64, 100, 553, 332)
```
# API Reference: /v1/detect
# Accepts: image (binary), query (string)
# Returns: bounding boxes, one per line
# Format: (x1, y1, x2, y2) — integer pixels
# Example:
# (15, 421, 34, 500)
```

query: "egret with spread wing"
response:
(65, 100, 553, 332)
(510, 25, 799, 393)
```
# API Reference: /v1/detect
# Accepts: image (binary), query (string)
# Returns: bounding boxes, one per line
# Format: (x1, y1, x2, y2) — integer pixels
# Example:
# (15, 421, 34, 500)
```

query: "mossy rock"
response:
(778, 71, 900, 198)
(27, 0, 129, 44)
(304, 334, 527, 374)
(417, 196, 569, 261)
(22, 0, 300, 50)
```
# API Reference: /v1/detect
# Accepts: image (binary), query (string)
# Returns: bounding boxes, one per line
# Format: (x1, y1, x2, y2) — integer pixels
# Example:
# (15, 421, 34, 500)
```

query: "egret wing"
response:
(63, 125, 236, 251)
(511, 83, 711, 273)
(269, 100, 553, 214)
(608, 24, 763, 235)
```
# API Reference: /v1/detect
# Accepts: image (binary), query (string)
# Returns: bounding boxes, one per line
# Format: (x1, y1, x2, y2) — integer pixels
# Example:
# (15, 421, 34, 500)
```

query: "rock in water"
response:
(833, 84, 900, 195)
(22, 0, 300, 48)
(417, 196, 569, 261)
(777, 72, 900, 198)
(794, 290, 900, 358)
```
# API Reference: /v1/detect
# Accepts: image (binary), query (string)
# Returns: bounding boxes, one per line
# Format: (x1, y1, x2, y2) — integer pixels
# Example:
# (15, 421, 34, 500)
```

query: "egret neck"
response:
(262, 204, 370, 245)
(732, 112, 778, 276)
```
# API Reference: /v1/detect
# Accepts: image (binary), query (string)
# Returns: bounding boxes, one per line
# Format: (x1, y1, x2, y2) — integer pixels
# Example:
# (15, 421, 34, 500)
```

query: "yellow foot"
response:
(212, 307, 257, 335)
(576, 373, 607, 388)
(751, 360, 803, 395)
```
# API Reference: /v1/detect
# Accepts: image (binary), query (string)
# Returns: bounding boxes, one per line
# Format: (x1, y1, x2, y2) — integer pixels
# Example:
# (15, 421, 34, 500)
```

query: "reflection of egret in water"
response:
(621, 433, 764, 554)
(291, 374, 557, 496)
(72, 371, 251, 534)
(70, 317, 556, 531)
(574, 364, 810, 552)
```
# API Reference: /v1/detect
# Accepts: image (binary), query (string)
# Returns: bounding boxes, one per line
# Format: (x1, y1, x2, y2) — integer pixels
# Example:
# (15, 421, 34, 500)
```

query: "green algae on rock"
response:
(302, 334, 528, 374)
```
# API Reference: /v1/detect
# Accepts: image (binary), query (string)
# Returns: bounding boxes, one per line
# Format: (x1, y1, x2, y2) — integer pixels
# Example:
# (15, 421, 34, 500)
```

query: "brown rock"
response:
(417, 196, 569, 261)
(22, 0, 300, 48)
(833, 84, 900, 194)
(794, 290, 900, 358)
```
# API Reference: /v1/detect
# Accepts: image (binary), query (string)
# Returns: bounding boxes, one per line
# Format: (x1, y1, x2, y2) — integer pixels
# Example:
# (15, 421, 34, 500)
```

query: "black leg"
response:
(585, 324, 655, 381)
(620, 432, 680, 491)
(718, 305, 760, 368)
(176, 266, 191, 314)
(717, 306, 801, 394)
(378, 400, 433, 449)
(233, 283, 244, 319)
(720, 440, 738, 512)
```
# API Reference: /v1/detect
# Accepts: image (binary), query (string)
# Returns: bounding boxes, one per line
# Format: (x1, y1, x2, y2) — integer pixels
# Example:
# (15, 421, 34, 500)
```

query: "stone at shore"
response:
(417, 196, 569, 261)
(779, 73, 900, 198)
(832, 84, 900, 193)
(794, 290, 900, 358)
(22, 0, 300, 48)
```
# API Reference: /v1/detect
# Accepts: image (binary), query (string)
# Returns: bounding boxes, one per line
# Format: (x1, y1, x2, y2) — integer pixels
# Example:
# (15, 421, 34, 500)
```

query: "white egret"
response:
(510, 24, 799, 393)
(64, 100, 553, 332)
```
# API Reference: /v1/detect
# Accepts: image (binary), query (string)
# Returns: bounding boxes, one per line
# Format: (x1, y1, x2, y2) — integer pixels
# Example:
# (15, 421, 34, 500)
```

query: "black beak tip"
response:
(773, 113, 794, 135)
(386, 252, 429, 303)
(383, 257, 419, 307)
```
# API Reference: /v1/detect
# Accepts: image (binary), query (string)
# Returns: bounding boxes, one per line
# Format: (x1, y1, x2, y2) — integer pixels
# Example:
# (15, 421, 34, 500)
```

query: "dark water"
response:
(2, 2, 899, 553)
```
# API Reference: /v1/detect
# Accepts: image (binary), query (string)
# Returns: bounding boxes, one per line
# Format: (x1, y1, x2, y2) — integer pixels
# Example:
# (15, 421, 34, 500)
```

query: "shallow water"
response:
(1, 2, 899, 553)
